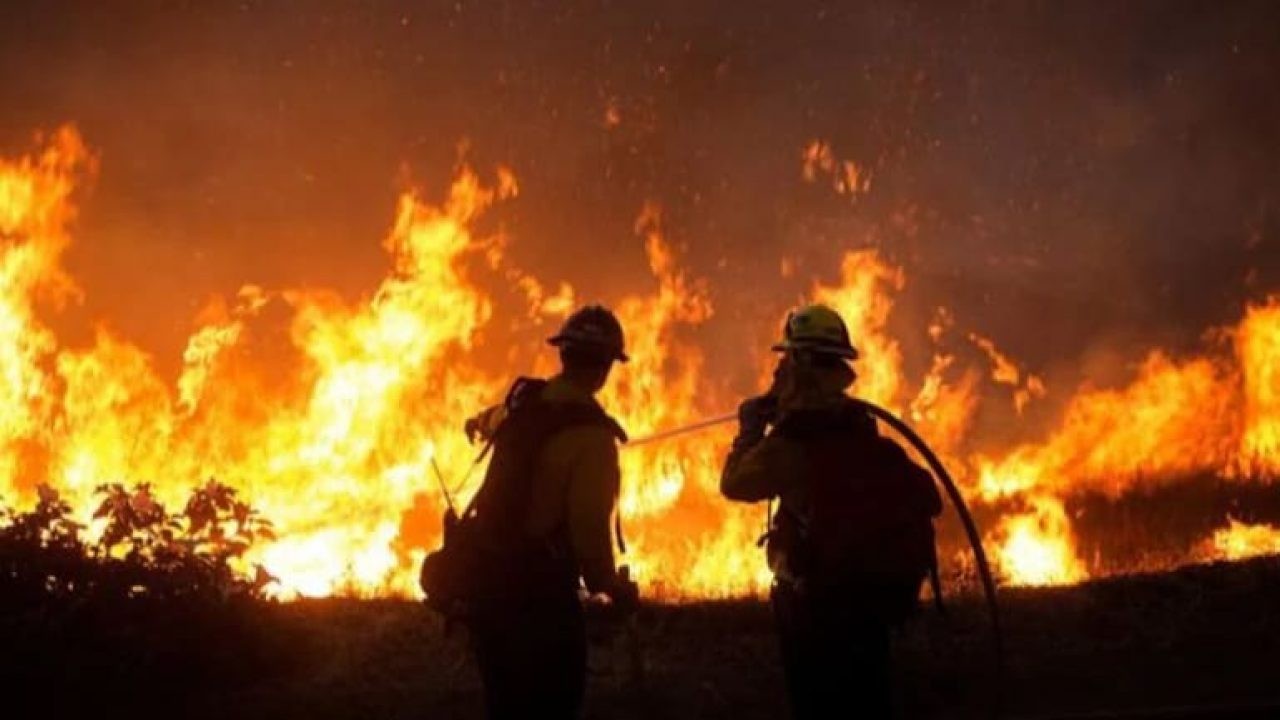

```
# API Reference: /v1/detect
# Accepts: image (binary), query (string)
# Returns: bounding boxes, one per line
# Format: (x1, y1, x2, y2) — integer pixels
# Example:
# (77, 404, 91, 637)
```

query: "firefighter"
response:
(720, 304, 942, 720)
(458, 304, 640, 720)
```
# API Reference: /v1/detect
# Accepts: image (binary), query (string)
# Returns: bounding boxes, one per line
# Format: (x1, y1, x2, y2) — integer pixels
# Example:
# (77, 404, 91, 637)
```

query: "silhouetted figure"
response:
(423, 305, 639, 719)
(721, 304, 942, 720)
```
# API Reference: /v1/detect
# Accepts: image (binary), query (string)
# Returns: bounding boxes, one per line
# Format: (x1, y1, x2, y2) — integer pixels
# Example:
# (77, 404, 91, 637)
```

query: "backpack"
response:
(419, 378, 625, 617)
(770, 401, 943, 620)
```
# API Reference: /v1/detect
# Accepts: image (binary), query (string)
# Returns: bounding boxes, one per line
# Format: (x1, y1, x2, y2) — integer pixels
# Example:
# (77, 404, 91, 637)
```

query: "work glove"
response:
(607, 566, 641, 619)
(585, 565, 641, 626)
(463, 416, 482, 444)
(734, 394, 778, 448)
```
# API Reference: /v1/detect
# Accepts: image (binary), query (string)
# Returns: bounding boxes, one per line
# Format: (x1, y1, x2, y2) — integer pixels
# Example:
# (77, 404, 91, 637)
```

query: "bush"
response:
(0, 479, 277, 609)
(1, 480, 299, 712)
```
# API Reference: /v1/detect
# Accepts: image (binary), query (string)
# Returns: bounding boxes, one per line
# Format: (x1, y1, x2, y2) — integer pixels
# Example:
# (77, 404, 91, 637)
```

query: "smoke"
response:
(1, 0, 1278, 393)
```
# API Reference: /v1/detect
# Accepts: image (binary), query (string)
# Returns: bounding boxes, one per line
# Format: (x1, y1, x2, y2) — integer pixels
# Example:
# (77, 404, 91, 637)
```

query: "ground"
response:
(5, 556, 1280, 719)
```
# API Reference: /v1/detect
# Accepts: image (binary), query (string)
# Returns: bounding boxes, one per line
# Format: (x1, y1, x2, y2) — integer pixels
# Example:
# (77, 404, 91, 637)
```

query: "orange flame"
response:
(3, 127, 1280, 599)
(969, 333, 1047, 414)
(801, 139, 871, 199)
(1239, 298, 1280, 476)
(990, 496, 1087, 586)
(1201, 517, 1280, 562)
(975, 351, 1239, 501)
(813, 250, 905, 409)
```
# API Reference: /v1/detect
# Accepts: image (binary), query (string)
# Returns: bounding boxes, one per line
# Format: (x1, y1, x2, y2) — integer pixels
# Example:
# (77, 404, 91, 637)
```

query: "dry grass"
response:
(6, 555, 1280, 719)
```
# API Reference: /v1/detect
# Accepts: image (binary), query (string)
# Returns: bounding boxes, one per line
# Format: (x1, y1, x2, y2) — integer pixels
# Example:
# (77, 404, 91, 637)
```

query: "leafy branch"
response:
(0, 479, 278, 608)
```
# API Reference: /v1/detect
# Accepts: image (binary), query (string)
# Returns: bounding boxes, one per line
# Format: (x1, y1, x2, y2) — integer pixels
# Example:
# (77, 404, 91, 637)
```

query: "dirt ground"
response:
(9, 555, 1278, 719)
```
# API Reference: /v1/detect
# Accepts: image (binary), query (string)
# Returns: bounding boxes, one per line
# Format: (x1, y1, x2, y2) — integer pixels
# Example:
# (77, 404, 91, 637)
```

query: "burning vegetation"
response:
(1, 126, 1278, 600)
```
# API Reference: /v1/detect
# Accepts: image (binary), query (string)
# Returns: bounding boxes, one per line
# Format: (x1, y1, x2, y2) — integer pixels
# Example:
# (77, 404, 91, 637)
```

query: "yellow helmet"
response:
(772, 303, 859, 359)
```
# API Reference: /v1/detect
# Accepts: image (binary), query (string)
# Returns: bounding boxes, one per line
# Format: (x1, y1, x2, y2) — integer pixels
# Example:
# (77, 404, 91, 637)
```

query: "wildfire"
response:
(1239, 299, 1280, 476)
(968, 333, 1047, 414)
(990, 497, 1087, 586)
(2, 126, 1279, 598)
(1201, 517, 1280, 562)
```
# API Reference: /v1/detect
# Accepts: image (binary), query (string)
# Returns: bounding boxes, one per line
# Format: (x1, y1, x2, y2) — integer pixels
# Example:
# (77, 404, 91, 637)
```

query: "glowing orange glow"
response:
(1238, 298, 1280, 476)
(975, 352, 1238, 501)
(1201, 517, 1280, 562)
(990, 496, 1087, 586)
(813, 250, 906, 410)
(969, 333, 1047, 414)
(603, 204, 779, 597)
(801, 139, 870, 199)
(3, 127, 1280, 599)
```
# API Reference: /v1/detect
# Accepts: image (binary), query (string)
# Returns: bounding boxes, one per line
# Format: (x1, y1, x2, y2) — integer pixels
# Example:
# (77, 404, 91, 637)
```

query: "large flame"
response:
(1239, 299, 1280, 476)
(3, 127, 1280, 597)
(990, 496, 1087, 586)
(1199, 517, 1280, 562)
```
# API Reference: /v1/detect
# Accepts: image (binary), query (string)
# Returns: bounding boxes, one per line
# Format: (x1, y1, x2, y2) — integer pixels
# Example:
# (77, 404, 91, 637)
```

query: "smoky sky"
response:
(1, 0, 1278, 391)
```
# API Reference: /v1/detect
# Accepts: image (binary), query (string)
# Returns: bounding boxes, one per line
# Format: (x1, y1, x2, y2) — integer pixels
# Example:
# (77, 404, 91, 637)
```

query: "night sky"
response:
(2, 1, 1278, 394)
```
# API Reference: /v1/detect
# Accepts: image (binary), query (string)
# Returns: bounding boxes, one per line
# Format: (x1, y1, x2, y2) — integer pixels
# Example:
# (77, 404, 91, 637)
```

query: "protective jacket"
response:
(721, 366, 941, 617)
(421, 375, 626, 610)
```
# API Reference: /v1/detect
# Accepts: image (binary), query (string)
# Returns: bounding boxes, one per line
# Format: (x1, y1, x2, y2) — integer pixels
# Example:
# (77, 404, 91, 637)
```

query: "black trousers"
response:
(771, 582, 893, 720)
(468, 594, 587, 720)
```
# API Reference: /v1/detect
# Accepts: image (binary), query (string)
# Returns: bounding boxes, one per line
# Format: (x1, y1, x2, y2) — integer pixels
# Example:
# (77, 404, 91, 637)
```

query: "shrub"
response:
(0, 479, 277, 609)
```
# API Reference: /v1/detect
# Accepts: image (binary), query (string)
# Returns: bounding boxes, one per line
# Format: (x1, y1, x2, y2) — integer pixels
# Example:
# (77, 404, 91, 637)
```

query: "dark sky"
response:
(2, 0, 1278, 389)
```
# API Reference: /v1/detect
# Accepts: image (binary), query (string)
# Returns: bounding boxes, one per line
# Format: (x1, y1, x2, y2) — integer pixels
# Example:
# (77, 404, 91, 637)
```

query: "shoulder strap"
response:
(472, 381, 627, 529)
(503, 376, 547, 412)
(500, 377, 627, 442)
(527, 399, 629, 556)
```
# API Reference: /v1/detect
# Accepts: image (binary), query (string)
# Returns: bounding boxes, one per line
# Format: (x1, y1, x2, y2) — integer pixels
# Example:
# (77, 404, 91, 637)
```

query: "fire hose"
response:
(452, 403, 1003, 662)
(852, 399, 1005, 705)
(626, 400, 1006, 706)
(438, 400, 1004, 708)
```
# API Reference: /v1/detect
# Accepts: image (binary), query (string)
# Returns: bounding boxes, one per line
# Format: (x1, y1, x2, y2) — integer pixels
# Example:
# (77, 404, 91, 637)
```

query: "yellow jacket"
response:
(468, 375, 622, 592)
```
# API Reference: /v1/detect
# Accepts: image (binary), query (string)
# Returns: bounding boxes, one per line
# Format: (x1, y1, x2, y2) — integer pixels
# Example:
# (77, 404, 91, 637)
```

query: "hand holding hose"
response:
(607, 565, 641, 619)
(734, 394, 778, 448)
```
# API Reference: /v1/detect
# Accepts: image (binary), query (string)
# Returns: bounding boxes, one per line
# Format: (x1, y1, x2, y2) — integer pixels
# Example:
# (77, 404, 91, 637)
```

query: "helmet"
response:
(548, 305, 629, 362)
(772, 303, 859, 359)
